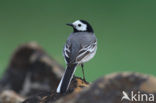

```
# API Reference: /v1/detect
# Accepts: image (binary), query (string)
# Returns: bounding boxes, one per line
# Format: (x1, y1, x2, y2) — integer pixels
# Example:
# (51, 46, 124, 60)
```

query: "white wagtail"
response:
(56, 20, 97, 93)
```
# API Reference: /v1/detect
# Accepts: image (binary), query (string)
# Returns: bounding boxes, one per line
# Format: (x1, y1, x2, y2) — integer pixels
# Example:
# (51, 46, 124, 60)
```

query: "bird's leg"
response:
(81, 64, 86, 82)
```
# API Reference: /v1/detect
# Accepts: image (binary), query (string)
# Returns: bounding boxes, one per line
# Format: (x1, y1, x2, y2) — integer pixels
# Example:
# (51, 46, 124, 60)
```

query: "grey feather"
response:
(63, 32, 97, 64)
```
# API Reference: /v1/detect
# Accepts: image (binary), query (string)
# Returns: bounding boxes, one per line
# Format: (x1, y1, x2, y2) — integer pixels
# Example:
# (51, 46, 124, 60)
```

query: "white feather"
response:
(73, 20, 87, 31)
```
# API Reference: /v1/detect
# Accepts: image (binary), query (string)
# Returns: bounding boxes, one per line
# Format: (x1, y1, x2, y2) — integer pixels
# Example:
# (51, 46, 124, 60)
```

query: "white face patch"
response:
(72, 20, 87, 31)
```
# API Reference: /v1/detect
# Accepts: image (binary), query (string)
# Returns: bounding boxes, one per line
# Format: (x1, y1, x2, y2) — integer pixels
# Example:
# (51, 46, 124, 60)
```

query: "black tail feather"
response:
(57, 63, 77, 93)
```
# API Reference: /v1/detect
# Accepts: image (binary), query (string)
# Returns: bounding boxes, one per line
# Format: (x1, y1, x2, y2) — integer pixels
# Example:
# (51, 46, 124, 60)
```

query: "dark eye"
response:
(78, 24, 81, 27)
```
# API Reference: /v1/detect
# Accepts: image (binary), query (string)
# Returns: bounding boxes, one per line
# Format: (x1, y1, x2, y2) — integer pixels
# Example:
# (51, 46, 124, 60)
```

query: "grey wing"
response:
(63, 33, 97, 64)
(63, 40, 80, 64)
(63, 42, 71, 64)
(76, 40, 97, 62)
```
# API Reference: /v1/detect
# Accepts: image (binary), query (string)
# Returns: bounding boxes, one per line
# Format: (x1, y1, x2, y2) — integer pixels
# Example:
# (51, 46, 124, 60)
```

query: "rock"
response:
(54, 72, 156, 103)
(23, 77, 89, 103)
(1, 42, 156, 103)
(0, 90, 25, 103)
(0, 42, 64, 96)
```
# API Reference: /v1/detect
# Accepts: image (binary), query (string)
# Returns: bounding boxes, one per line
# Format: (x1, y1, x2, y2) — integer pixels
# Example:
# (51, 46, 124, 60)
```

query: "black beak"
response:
(66, 23, 73, 27)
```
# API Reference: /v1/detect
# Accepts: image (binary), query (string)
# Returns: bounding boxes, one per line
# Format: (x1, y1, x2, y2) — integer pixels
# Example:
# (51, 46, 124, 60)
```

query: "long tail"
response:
(56, 63, 77, 93)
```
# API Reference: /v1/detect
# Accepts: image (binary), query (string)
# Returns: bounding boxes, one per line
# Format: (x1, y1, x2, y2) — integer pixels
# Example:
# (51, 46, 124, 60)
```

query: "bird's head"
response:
(66, 20, 94, 33)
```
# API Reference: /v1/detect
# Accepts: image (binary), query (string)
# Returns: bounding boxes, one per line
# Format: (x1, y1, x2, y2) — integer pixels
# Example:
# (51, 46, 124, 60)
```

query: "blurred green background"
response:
(0, 0, 156, 82)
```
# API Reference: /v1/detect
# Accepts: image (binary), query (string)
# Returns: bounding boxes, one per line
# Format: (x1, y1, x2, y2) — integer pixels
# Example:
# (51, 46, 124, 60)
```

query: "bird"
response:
(56, 20, 97, 93)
